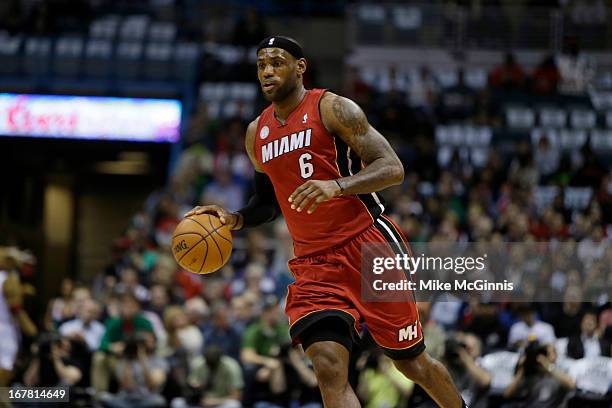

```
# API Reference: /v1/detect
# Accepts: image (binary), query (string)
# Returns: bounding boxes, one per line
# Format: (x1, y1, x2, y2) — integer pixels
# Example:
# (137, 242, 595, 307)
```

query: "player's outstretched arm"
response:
(288, 92, 404, 214)
(186, 117, 281, 229)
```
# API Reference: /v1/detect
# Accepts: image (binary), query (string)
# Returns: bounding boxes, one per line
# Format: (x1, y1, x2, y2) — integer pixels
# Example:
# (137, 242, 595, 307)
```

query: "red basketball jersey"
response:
(254, 88, 385, 256)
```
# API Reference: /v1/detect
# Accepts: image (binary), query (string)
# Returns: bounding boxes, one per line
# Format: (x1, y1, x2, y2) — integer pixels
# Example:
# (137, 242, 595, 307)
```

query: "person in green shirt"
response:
(92, 291, 154, 395)
(241, 295, 290, 365)
(240, 295, 290, 404)
(187, 346, 244, 408)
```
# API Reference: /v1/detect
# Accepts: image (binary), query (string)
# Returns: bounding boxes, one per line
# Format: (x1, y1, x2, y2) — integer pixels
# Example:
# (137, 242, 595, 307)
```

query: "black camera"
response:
(444, 338, 467, 362)
(37, 332, 62, 358)
(522, 340, 549, 376)
(123, 332, 149, 359)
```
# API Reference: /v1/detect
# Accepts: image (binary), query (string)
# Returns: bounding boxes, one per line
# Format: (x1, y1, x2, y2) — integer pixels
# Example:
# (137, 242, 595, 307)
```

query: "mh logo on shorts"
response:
(398, 322, 418, 342)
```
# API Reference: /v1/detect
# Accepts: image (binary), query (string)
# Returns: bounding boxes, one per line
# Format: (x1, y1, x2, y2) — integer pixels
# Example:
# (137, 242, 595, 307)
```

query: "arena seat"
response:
(391, 6, 421, 43)
(119, 15, 150, 42)
(53, 37, 84, 78)
(539, 107, 566, 128)
(89, 15, 120, 39)
(558, 129, 588, 151)
(83, 39, 113, 78)
(0, 34, 22, 75)
(590, 129, 612, 151)
(144, 42, 172, 80)
(506, 106, 535, 129)
(173, 43, 199, 82)
(114, 41, 143, 79)
(355, 4, 386, 44)
(148, 22, 177, 42)
(564, 187, 593, 211)
(23, 37, 51, 76)
(534, 186, 560, 213)
(570, 109, 597, 129)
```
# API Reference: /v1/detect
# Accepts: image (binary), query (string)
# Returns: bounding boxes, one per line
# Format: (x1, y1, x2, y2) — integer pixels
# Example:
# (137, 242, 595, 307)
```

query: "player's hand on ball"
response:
(288, 179, 342, 214)
(184, 205, 243, 230)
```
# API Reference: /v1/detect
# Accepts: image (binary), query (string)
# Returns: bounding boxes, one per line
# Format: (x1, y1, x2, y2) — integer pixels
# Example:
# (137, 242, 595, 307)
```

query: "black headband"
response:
(257, 36, 304, 59)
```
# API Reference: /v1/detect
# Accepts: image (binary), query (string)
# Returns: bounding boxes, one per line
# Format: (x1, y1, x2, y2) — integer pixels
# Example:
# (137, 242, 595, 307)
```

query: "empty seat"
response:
(605, 111, 612, 129)
(392, 6, 421, 43)
(53, 37, 83, 77)
(564, 187, 593, 210)
(590, 129, 612, 151)
(539, 107, 566, 128)
(356, 5, 386, 44)
(23, 37, 51, 76)
(148, 22, 176, 42)
(0, 34, 22, 75)
(506, 106, 535, 129)
(90, 15, 120, 39)
(143, 42, 172, 80)
(83, 39, 112, 78)
(114, 42, 143, 79)
(119, 15, 150, 41)
(465, 126, 492, 147)
(558, 129, 587, 150)
(570, 109, 596, 129)
(173, 43, 199, 82)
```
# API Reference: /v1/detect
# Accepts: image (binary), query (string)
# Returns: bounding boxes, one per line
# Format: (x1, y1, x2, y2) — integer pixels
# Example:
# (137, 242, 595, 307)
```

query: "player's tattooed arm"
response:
(288, 93, 403, 214)
(323, 92, 404, 194)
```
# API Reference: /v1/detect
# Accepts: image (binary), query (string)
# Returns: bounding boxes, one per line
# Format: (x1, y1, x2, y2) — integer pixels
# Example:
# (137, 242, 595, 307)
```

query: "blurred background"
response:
(0, 0, 611, 407)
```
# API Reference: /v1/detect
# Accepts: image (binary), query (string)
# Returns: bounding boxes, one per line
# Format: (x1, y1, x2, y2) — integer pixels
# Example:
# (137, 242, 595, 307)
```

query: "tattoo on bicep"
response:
(332, 97, 368, 136)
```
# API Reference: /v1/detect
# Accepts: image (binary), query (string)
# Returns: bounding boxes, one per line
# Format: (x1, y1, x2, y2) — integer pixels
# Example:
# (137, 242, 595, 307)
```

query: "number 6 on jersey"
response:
(299, 153, 313, 178)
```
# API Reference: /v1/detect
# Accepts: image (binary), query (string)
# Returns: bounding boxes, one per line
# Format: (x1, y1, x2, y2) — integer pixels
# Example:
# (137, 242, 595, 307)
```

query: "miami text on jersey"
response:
(261, 128, 312, 163)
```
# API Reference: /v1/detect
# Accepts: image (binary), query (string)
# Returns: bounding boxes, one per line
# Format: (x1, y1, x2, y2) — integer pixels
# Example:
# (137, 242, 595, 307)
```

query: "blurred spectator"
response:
(201, 165, 246, 212)
(59, 298, 104, 352)
(100, 330, 167, 408)
(565, 310, 611, 359)
(488, 53, 526, 91)
(45, 277, 76, 330)
(358, 349, 413, 408)
(534, 135, 560, 181)
(531, 55, 560, 95)
(577, 224, 607, 268)
(503, 340, 576, 406)
(556, 37, 595, 94)
(241, 295, 290, 406)
(182, 345, 244, 408)
(92, 292, 154, 395)
(508, 305, 556, 349)
(202, 301, 242, 361)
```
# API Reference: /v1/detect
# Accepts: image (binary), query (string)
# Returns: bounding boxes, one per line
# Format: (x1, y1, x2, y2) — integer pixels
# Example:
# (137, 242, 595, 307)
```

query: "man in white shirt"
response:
(508, 305, 556, 349)
(59, 298, 105, 351)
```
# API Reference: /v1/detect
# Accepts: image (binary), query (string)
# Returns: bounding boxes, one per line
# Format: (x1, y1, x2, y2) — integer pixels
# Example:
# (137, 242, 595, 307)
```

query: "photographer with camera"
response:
(503, 339, 576, 407)
(99, 330, 168, 408)
(444, 333, 491, 408)
(23, 332, 82, 387)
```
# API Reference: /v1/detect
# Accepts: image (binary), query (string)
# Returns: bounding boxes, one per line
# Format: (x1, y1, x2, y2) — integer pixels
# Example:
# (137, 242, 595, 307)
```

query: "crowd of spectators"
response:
(0, 0, 610, 402)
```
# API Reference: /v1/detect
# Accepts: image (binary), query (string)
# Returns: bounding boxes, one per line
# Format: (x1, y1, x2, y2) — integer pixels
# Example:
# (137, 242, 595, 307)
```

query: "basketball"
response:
(171, 214, 233, 274)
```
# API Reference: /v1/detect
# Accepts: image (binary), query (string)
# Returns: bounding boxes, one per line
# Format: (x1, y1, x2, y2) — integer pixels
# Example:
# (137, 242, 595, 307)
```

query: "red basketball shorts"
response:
(285, 215, 425, 359)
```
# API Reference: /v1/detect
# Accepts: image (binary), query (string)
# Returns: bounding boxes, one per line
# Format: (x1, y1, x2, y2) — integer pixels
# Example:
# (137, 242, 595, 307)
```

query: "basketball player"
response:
(187, 36, 466, 408)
